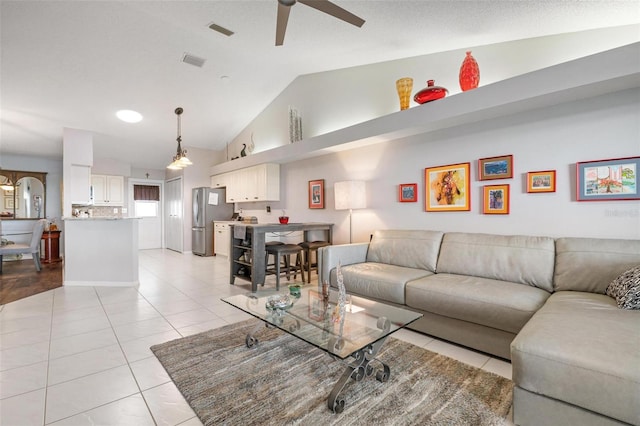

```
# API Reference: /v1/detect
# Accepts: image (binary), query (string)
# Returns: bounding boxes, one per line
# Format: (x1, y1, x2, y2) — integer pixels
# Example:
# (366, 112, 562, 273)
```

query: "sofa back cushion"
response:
(436, 232, 555, 292)
(554, 237, 640, 294)
(366, 230, 444, 272)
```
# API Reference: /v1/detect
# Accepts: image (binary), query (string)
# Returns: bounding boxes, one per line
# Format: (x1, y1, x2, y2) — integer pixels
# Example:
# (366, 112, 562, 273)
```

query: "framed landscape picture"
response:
(308, 179, 325, 209)
(576, 156, 639, 201)
(478, 155, 513, 180)
(399, 183, 417, 202)
(483, 184, 510, 214)
(425, 162, 470, 212)
(527, 170, 556, 193)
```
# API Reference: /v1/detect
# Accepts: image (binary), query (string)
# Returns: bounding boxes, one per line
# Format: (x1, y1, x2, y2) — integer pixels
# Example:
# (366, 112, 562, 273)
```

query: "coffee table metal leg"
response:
(245, 314, 300, 348)
(327, 317, 391, 413)
(245, 321, 266, 348)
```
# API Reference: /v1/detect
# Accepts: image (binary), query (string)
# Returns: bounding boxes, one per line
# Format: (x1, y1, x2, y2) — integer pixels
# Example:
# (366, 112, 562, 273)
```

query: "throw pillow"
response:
(605, 266, 640, 310)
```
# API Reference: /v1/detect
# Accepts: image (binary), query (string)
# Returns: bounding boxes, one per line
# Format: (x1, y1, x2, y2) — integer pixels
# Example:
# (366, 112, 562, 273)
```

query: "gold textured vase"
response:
(395, 77, 413, 111)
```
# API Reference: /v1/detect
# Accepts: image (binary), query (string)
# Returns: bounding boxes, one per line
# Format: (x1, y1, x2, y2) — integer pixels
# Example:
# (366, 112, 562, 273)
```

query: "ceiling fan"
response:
(276, 0, 365, 46)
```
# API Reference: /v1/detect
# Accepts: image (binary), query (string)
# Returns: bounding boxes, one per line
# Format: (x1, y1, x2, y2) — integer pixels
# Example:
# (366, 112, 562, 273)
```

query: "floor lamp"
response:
(334, 180, 366, 244)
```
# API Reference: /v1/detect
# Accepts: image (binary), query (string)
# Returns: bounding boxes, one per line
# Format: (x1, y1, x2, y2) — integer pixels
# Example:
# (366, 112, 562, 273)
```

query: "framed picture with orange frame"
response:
(483, 184, 510, 214)
(424, 162, 471, 212)
(308, 179, 325, 209)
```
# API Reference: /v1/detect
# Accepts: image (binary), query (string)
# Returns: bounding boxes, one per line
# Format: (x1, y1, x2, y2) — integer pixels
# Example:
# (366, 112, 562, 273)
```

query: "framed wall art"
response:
(4, 197, 14, 210)
(478, 155, 513, 180)
(425, 162, 470, 212)
(308, 179, 325, 209)
(527, 170, 556, 193)
(576, 156, 639, 201)
(399, 183, 417, 202)
(483, 184, 510, 214)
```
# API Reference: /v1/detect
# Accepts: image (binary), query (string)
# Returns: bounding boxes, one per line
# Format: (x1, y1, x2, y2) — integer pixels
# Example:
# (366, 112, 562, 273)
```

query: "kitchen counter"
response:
(62, 217, 139, 286)
(229, 222, 333, 291)
(63, 217, 140, 220)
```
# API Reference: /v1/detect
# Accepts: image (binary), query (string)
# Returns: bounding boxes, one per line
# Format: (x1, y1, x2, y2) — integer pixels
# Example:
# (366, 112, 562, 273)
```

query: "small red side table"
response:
(41, 230, 62, 264)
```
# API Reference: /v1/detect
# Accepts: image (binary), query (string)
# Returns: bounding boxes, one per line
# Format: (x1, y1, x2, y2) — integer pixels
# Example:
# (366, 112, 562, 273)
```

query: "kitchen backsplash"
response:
(71, 205, 124, 218)
(92, 206, 124, 218)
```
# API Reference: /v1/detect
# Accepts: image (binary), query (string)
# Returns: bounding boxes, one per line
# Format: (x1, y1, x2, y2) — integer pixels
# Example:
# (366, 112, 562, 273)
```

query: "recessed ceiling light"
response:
(116, 110, 143, 123)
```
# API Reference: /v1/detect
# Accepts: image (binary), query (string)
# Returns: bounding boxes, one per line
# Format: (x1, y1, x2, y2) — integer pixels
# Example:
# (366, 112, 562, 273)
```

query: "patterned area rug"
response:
(151, 319, 513, 426)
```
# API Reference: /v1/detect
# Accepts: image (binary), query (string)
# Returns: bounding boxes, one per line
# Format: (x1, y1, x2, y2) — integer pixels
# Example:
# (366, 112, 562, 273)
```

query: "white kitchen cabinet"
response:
(69, 165, 92, 204)
(214, 222, 231, 257)
(211, 173, 228, 188)
(91, 175, 124, 206)
(216, 163, 279, 203)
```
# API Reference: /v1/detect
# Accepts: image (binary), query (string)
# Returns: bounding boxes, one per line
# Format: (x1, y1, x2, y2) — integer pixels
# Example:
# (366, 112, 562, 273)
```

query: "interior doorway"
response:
(128, 179, 164, 250)
(164, 177, 183, 253)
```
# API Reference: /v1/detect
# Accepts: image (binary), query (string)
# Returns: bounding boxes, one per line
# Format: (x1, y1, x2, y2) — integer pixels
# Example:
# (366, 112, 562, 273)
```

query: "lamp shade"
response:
(334, 180, 366, 210)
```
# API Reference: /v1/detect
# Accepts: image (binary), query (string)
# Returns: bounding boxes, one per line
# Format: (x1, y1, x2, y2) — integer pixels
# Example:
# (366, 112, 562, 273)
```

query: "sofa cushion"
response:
(554, 237, 640, 293)
(511, 292, 640, 425)
(436, 232, 555, 292)
(406, 273, 550, 334)
(366, 230, 444, 271)
(331, 262, 433, 304)
(606, 265, 640, 310)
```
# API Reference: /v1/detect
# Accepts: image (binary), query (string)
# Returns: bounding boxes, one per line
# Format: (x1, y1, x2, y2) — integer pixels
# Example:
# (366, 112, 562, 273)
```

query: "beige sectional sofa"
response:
(318, 230, 640, 426)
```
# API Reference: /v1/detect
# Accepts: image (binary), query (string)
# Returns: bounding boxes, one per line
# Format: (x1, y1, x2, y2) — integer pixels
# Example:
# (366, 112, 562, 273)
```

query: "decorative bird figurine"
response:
(240, 143, 247, 157)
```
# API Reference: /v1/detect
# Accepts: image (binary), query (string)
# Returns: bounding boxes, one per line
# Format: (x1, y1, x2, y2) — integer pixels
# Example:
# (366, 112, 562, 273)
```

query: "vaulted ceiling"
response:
(1, 0, 638, 169)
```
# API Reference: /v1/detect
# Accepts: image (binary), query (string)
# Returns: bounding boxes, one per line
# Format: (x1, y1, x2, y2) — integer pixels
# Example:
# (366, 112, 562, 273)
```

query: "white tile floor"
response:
(0, 249, 512, 425)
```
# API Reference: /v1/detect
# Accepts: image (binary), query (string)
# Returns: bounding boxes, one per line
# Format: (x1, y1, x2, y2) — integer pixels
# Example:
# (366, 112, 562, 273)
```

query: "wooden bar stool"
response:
(298, 241, 330, 283)
(264, 241, 285, 270)
(265, 244, 305, 290)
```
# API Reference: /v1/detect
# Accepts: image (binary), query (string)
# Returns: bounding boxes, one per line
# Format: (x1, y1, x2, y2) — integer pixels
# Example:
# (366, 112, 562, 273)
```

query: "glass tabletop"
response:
(222, 286, 423, 359)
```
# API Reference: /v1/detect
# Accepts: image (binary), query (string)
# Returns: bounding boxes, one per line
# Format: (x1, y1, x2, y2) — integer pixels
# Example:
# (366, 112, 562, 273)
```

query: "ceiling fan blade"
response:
(298, 0, 365, 27)
(276, 2, 291, 46)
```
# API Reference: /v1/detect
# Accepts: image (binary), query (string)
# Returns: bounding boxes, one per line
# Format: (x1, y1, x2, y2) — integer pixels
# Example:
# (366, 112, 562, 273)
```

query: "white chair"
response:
(0, 219, 47, 273)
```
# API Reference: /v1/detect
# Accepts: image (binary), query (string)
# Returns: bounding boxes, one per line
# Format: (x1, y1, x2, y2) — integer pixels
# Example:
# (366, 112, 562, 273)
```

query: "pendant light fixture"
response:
(167, 107, 192, 170)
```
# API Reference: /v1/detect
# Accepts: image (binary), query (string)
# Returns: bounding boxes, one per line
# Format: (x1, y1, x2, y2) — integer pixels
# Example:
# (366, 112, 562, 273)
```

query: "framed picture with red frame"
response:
(399, 183, 417, 202)
(483, 184, 510, 214)
(478, 155, 513, 181)
(308, 179, 325, 209)
(576, 156, 640, 201)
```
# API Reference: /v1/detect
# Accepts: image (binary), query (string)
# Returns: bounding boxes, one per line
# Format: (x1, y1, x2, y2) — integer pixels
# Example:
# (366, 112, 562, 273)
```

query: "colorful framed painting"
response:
(483, 184, 510, 214)
(576, 156, 639, 201)
(527, 170, 556, 193)
(478, 155, 513, 180)
(425, 162, 471, 212)
(308, 179, 325, 209)
(399, 183, 417, 202)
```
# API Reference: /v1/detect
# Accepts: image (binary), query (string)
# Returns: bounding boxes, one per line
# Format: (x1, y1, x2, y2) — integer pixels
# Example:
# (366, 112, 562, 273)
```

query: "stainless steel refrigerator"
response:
(192, 187, 234, 256)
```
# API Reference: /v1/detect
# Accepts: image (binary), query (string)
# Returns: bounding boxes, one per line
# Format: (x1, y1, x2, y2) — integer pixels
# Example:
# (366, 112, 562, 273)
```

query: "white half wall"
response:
(240, 88, 639, 243)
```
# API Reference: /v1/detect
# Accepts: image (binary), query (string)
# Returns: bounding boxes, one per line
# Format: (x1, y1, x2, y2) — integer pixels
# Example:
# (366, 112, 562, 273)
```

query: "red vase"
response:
(413, 80, 448, 104)
(459, 51, 480, 91)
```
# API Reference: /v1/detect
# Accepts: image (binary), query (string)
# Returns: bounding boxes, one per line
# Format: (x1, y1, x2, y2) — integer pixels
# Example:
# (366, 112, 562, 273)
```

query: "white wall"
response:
(239, 89, 640, 243)
(228, 25, 640, 159)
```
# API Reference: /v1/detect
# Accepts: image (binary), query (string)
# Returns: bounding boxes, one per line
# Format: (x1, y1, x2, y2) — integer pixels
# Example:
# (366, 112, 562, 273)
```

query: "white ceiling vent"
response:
(182, 53, 206, 68)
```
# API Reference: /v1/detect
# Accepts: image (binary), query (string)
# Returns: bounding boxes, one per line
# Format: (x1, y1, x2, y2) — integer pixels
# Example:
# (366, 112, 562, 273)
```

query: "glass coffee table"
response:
(222, 286, 423, 413)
